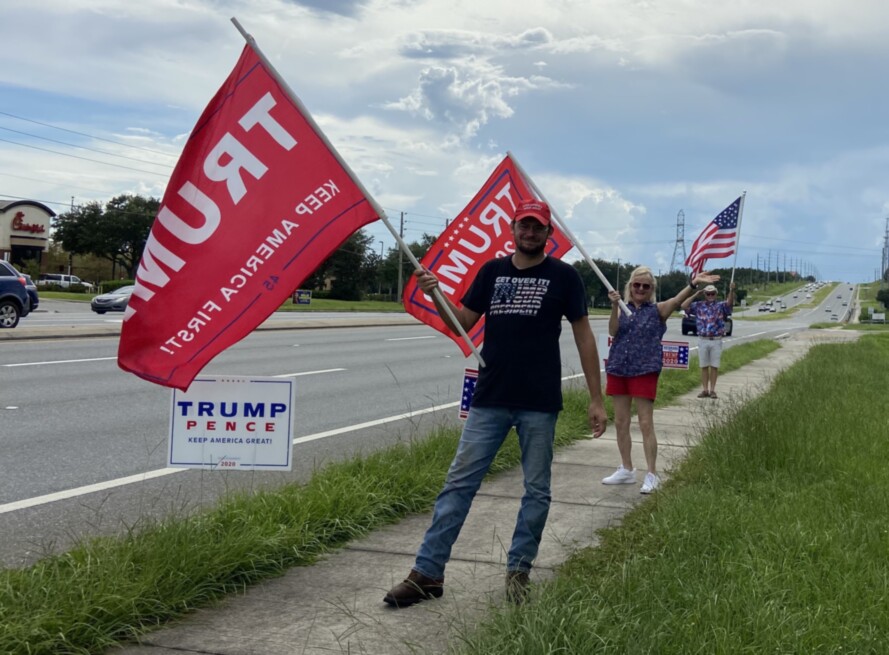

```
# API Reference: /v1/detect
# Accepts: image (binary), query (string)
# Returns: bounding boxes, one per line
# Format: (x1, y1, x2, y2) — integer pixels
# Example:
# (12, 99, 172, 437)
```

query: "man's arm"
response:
(679, 291, 699, 312)
(676, 273, 719, 315)
(571, 318, 608, 438)
(413, 267, 481, 333)
(725, 282, 736, 310)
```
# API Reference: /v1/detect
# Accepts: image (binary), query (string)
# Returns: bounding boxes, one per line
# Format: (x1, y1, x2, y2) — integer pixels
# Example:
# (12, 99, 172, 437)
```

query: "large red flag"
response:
(118, 44, 379, 390)
(402, 155, 573, 356)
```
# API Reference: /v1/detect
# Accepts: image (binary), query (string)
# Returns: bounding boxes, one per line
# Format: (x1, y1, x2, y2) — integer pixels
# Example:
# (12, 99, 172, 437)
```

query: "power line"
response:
(0, 110, 178, 159)
(0, 136, 169, 178)
(0, 125, 175, 169)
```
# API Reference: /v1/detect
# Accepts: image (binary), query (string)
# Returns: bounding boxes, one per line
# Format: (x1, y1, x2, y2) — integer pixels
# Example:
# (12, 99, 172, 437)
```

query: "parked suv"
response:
(37, 273, 94, 292)
(0, 260, 32, 328)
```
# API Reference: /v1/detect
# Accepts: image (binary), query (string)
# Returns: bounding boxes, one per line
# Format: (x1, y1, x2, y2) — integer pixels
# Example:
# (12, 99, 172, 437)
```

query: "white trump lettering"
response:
(126, 92, 299, 320)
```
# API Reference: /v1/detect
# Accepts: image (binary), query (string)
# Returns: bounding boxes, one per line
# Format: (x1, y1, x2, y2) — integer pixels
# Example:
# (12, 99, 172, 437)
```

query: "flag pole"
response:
(729, 191, 746, 287)
(508, 152, 632, 317)
(231, 18, 485, 367)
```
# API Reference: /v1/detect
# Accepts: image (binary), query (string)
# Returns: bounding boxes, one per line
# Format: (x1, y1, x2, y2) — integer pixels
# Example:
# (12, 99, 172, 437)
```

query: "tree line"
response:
(51, 193, 819, 304)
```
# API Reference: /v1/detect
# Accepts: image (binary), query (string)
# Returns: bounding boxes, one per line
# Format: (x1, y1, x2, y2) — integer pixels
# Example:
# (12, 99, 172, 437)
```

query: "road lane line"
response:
(272, 368, 346, 378)
(385, 336, 436, 342)
(0, 469, 182, 514)
(4, 356, 117, 367)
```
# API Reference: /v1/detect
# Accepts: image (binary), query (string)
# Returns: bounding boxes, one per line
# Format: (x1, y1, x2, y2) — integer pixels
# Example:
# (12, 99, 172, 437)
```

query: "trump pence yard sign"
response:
(169, 375, 294, 470)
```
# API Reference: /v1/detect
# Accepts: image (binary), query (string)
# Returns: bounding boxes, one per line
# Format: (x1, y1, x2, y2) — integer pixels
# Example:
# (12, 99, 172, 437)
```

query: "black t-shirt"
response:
(462, 255, 588, 412)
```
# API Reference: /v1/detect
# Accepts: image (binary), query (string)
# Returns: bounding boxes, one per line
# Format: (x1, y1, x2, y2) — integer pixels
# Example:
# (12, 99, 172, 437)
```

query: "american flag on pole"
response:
(685, 197, 741, 274)
(459, 368, 479, 419)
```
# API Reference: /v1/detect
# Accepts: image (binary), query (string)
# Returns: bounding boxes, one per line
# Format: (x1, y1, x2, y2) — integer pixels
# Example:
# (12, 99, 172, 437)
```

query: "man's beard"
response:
(515, 241, 546, 257)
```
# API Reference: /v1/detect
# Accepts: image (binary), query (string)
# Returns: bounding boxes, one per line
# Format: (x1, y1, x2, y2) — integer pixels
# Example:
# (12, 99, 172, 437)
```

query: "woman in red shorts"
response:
(601, 266, 717, 493)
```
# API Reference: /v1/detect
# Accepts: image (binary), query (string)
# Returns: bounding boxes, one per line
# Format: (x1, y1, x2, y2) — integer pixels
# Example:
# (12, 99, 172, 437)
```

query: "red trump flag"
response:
(118, 44, 379, 390)
(402, 154, 574, 356)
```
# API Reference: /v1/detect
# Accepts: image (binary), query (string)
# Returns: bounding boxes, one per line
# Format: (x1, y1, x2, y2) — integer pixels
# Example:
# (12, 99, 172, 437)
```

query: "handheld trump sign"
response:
(169, 375, 294, 470)
(660, 340, 691, 370)
(598, 336, 690, 371)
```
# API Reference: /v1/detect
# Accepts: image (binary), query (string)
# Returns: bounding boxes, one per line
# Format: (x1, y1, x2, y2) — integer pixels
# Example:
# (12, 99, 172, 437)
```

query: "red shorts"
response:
(606, 372, 660, 400)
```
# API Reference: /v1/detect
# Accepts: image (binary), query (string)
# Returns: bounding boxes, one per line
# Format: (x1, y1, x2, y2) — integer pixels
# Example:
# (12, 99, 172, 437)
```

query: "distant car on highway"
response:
(91, 286, 134, 314)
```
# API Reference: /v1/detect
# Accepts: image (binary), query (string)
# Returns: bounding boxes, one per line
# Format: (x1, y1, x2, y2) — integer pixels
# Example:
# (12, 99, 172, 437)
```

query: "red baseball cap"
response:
(513, 199, 551, 226)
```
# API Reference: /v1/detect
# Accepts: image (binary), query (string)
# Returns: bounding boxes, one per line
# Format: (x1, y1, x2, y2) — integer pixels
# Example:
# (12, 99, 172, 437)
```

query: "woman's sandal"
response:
(696, 390, 710, 398)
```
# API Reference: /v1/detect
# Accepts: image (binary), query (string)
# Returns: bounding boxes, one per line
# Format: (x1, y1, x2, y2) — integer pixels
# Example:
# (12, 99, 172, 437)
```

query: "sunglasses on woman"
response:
(631, 282, 652, 291)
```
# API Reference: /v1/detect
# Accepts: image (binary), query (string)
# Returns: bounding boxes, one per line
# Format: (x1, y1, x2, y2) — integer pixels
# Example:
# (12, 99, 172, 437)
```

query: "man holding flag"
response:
(682, 194, 744, 399)
(681, 280, 735, 399)
(384, 199, 607, 607)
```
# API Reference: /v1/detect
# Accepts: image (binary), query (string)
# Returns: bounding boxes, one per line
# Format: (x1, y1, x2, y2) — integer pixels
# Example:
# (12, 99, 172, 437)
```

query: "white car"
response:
(37, 273, 95, 292)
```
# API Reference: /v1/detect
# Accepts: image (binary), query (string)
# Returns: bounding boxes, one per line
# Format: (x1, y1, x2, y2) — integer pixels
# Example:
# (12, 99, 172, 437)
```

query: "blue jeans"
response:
(414, 406, 558, 580)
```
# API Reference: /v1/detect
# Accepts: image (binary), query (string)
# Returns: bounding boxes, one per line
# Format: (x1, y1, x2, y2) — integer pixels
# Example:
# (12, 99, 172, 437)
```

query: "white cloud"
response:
(1, 0, 888, 281)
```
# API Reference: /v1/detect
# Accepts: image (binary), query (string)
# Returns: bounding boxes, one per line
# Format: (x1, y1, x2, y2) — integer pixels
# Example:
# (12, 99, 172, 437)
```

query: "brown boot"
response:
(383, 570, 444, 607)
(505, 570, 530, 605)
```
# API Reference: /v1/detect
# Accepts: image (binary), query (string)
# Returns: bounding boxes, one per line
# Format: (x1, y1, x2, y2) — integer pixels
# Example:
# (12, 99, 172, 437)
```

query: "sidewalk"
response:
(108, 330, 856, 655)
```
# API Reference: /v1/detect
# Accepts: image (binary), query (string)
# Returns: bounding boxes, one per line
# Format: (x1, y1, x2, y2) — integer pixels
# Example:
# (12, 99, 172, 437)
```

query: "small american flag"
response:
(661, 341, 690, 370)
(685, 197, 741, 275)
(459, 368, 479, 419)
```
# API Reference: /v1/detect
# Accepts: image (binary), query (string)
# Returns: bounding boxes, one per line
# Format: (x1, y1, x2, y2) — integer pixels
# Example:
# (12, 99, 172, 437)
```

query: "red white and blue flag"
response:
(685, 197, 741, 275)
(402, 154, 573, 357)
(117, 44, 379, 391)
(661, 340, 691, 370)
(459, 368, 479, 419)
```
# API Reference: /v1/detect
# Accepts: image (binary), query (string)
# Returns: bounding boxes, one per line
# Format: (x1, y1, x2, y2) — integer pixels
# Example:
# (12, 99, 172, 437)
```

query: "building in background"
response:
(0, 200, 52, 265)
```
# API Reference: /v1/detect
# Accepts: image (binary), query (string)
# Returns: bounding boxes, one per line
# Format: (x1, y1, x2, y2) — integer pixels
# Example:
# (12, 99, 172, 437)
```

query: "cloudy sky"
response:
(2, 0, 888, 282)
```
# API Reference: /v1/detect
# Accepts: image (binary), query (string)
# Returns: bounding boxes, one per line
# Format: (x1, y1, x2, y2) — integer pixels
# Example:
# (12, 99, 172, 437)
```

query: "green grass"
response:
(452, 333, 889, 655)
(37, 291, 92, 302)
(0, 340, 779, 654)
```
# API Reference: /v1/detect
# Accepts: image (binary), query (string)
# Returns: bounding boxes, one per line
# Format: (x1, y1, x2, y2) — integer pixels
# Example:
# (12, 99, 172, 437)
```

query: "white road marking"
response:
(385, 336, 436, 342)
(4, 356, 117, 367)
(272, 368, 346, 378)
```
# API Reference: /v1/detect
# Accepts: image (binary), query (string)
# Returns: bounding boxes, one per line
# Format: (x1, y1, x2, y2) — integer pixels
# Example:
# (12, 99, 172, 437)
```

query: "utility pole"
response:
(378, 241, 384, 295)
(882, 217, 889, 284)
(396, 212, 405, 299)
(68, 196, 75, 276)
(669, 210, 688, 272)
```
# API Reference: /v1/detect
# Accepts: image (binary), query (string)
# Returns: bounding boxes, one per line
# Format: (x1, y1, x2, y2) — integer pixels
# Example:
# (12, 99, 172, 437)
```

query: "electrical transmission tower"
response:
(669, 210, 688, 272)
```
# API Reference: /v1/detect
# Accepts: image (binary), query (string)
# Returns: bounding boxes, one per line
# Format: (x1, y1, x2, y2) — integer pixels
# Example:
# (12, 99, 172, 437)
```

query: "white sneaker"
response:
(640, 472, 660, 494)
(602, 466, 636, 485)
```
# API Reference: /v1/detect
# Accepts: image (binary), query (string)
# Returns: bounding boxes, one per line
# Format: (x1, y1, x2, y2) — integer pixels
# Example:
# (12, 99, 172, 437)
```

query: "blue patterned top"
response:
(688, 300, 732, 337)
(605, 302, 667, 377)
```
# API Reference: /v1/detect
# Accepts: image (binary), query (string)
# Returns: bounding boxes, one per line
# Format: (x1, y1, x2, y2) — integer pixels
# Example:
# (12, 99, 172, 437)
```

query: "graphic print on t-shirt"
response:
(489, 275, 550, 317)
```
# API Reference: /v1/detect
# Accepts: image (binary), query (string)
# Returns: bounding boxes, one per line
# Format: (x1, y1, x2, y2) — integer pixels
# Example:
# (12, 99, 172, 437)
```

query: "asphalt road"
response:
(0, 285, 854, 567)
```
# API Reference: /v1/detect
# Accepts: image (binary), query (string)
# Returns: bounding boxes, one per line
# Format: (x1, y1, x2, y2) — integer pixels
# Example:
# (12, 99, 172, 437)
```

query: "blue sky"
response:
(2, 0, 888, 282)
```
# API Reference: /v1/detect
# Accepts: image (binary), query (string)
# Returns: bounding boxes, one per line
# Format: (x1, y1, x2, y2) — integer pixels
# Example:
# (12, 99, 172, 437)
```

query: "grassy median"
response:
(0, 338, 778, 654)
(454, 332, 889, 655)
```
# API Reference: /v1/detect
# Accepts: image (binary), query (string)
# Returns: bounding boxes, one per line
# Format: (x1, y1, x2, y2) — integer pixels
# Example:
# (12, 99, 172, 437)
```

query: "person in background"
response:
(383, 199, 607, 608)
(601, 267, 718, 494)
(681, 281, 736, 399)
